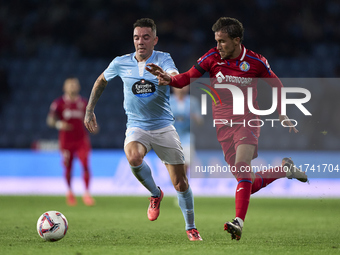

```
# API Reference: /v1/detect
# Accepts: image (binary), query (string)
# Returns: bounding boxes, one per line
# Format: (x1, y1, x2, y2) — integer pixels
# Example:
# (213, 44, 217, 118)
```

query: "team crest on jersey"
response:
(132, 79, 156, 98)
(239, 61, 250, 72)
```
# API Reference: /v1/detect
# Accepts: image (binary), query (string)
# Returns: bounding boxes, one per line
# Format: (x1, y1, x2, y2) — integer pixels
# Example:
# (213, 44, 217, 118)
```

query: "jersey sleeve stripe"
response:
(194, 63, 206, 74)
(245, 54, 271, 75)
(198, 51, 218, 65)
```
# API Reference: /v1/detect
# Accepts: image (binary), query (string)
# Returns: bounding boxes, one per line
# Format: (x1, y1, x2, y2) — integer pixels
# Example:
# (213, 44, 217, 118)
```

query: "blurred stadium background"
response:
(0, 0, 339, 197)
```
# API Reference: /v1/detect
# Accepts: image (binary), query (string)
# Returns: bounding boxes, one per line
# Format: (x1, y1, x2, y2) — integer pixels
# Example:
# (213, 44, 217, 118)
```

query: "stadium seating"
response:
(0, 1, 339, 150)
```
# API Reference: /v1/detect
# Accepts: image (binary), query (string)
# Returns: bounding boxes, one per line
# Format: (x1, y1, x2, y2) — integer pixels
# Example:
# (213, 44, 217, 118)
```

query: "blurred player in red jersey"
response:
(47, 77, 95, 206)
(146, 17, 308, 241)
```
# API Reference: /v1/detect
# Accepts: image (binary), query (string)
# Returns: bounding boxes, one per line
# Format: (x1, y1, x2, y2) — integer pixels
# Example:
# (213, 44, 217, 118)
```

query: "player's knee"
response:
(128, 158, 143, 167)
(63, 158, 71, 168)
(233, 161, 253, 180)
(174, 182, 188, 192)
(235, 172, 253, 181)
(126, 152, 143, 167)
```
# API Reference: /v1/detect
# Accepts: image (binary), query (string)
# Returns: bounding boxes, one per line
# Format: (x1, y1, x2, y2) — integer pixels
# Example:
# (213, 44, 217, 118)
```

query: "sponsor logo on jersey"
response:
(63, 109, 84, 120)
(215, 71, 252, 86)
(239, 61, 250, 72)
(132, 79, 156, 98)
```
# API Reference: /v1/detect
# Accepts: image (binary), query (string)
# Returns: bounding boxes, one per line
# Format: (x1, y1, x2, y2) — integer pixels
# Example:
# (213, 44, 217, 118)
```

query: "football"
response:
(36, 211, 68, 242)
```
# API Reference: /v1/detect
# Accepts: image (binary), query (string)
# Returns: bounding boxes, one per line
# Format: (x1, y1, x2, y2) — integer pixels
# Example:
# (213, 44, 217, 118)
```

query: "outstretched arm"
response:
(84, 73, 107, 133)
(146, 64, 203, 88)
(145, 63, 172, 85)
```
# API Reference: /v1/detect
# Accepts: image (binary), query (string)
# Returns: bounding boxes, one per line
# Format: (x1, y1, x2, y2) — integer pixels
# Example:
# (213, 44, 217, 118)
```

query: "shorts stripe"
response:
(238, 179, 252, 184)
(255, 173, 263, 188)
(250, 131, 258, 140)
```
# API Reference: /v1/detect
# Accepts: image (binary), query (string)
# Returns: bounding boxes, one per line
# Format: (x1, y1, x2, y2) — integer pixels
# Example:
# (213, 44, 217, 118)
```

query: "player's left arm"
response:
(261, 58, 298, 133)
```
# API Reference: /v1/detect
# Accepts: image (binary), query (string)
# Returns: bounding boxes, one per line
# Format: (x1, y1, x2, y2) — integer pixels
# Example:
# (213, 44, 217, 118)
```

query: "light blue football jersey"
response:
(169, 95, 201, 145)
(104, 51, 178, 130)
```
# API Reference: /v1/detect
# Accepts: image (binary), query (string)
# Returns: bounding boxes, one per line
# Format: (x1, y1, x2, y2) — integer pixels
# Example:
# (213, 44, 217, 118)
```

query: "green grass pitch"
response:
(0, 196, 339, 255)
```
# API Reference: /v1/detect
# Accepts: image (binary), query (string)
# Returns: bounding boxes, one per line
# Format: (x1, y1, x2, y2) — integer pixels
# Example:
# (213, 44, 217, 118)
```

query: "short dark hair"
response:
(212, 17, 244, 42)
(133, 18, 157, 36)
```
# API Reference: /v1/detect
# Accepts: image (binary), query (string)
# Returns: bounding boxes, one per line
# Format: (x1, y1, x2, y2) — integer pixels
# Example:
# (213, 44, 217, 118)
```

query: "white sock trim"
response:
(235, 217, 244, 228)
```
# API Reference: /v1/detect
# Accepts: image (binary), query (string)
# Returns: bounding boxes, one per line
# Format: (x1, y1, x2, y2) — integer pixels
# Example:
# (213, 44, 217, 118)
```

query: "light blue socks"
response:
(177, 186, 195, 230)
(130, 161, 160, 197)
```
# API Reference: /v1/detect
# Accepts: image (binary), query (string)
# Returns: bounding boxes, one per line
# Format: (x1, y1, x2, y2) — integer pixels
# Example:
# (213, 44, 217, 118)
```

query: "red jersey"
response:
(197, 45, 283, 121)
(170, 45, 283, 121)
(49, 95, 89, 148)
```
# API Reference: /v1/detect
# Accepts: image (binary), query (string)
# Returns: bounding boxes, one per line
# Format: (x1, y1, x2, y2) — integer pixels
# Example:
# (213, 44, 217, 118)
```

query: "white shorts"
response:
(182, 143, 196, 166)
(124, 125, 185, 165)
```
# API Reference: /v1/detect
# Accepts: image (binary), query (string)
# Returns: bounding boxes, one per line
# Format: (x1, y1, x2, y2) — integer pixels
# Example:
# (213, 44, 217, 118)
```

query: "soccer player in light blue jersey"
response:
(84, 18, 202, 241)
(169, 86, 203, 172)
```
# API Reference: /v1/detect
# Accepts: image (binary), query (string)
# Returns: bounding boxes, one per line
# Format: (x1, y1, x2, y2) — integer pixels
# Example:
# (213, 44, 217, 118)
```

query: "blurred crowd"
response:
(1, 0, 340, 72)
(0, 0, 339, 149)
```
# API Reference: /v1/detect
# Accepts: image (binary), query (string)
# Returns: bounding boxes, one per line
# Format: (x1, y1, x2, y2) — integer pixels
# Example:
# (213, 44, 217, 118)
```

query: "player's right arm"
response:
(84, 73, 108, 133)
(146, 49, 214, 87)
(47, 101, 72, 130)
(146, 64, 203, 87)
